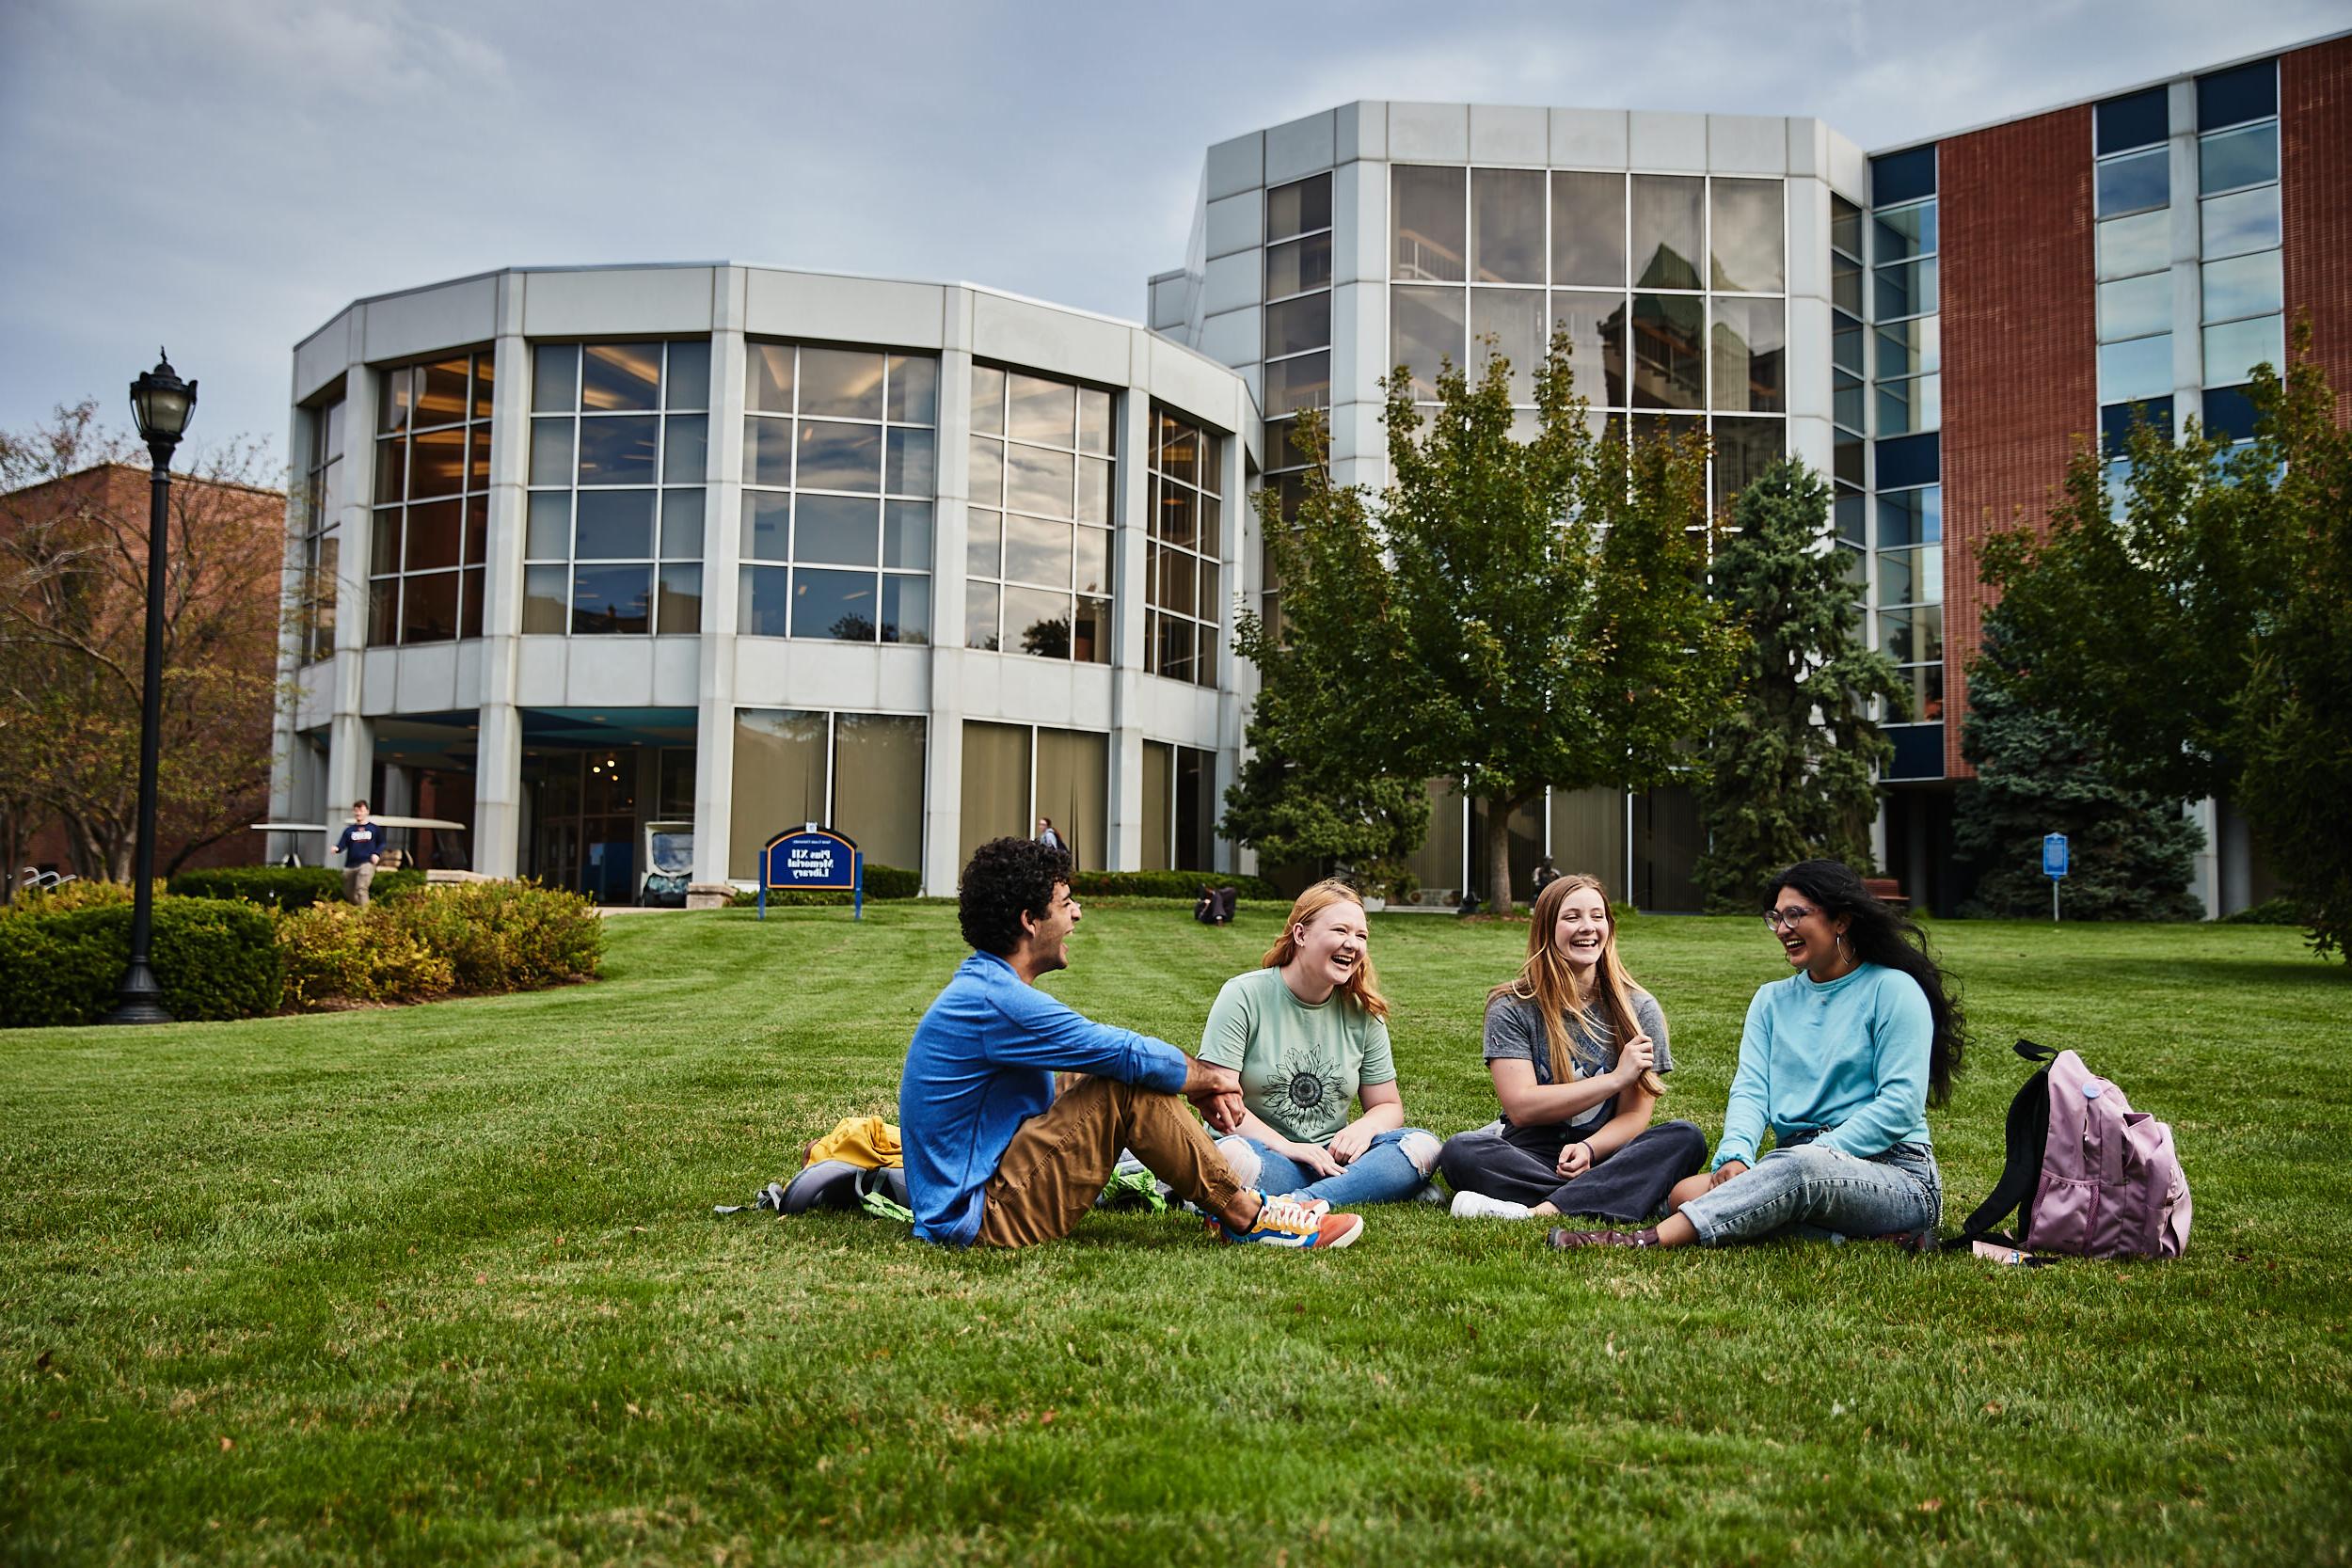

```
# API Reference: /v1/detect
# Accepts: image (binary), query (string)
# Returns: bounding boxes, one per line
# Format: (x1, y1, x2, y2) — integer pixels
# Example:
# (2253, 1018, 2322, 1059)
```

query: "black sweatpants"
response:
(1438, 1118, 1708, 1222)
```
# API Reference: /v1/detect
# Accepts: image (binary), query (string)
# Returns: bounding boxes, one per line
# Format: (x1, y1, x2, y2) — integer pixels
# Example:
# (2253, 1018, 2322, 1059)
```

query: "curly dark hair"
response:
(958, 836, 1073, 956)
(1770, 859, 1967, 1105)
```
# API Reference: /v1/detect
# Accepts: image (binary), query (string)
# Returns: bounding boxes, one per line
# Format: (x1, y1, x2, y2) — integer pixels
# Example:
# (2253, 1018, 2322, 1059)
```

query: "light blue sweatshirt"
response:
(1712, 961, 1933, 1169)
(899, 950, 1190, 1246)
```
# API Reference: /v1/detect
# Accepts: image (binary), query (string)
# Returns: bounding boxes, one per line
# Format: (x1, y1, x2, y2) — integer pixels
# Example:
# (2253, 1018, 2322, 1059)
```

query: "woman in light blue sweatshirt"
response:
(1548, 859, 1967, 1251)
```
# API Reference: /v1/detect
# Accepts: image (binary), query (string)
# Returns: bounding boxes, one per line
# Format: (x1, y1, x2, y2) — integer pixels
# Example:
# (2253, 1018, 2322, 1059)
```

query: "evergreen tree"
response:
(1691, 458, 1904, 911)
(1952, 608, 2203, 920)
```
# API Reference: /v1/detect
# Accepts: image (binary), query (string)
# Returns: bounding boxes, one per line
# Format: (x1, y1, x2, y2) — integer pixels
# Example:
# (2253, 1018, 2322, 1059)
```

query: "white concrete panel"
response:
(743, 271, 946, 351)
(1241, 363, 1263, 412)
(1201, 249, 1262, 316)
(979, 661, 1114, 731)
(1206, 191, 1263, 260)
(1708, 115, 1788, 175)
(1787, 119, 1828, 180)
(1786, 179, 1832, 301)
(1327, 401, 1389, 486)
(1471, 104, 1548, 165)
(1333, 158, 1387, 286)
(519, 267, 715, 340)
(651, 637, 701, 705)
(1198, 307, 1261, 372)
(1388, 102, 1470, 163)
(1329, 281, 1389, 409)
(942, 286, 976, 355)
(1336, 100, 1387, 164)
(454, 641, 485, 705)
(564, 639, 657, 707)
(1265, 109, 1337, 184)
(872, 646, 930, 713)
(363, 275, 499, 363)
(1145, 338, 1248, 433)
(1786, 413, 1836, 478)
(393, 641, 459, 714)
(1786, 295, 1834, 426)
(1137, 677, 1224, 747)
(359, 648, 401, 715)
(514, 639, 570, 706)
(957, 646, 1003, 717)
(293, 309, 358, 404)
(1550, 108, 1629, 168)
(786, 641, 882, 711)
(1824, 127, 1868, 203)
(971, 292, 1131, 386)
(1629, 111, 1708, 171)
(1206, 132, 1264, 202)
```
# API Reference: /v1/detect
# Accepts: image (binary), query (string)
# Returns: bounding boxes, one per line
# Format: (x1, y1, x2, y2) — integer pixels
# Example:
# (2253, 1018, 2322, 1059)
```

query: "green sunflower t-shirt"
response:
(1197, 966, 1395, 1146)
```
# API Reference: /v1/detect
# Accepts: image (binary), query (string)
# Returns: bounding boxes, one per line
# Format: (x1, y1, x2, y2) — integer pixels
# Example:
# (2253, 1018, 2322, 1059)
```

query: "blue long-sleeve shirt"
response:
(899, 951, 1190, 1246)
(1712, 962, 1933, 1169)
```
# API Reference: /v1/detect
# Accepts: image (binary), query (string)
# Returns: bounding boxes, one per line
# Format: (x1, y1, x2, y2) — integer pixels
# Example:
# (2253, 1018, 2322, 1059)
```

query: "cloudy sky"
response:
(1, 0, 2339, 472)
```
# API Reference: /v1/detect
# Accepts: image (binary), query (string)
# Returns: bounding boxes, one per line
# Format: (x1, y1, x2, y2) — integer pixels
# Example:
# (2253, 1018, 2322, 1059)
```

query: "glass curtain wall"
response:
(728, 708, 927, 878)
(964, 366, 1113, 661)
(525, 341, 710, 636)
(1830, 198, 1868, 586)
(300, 396, 344, 662)
(2092, 85, 2177, 468)
(1867, 146, 1944, 774)
(1140, 740, 1219, 871)
(370, 351, 492, 645)
(739, 345, 935, 643)
(1262, 172, 1333, 635)
(2196, 60, 2282, 441)
(1147, 408, 1223, 686)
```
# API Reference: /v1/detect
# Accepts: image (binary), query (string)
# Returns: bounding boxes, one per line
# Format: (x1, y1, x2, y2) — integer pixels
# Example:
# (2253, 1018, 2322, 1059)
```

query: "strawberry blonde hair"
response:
(1261, 879, 1390, 1020)
(1486, 873, 1663, 1095)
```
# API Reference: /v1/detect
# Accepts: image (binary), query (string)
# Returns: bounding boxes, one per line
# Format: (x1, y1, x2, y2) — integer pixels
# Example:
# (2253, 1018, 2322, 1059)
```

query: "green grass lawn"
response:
(4, 903, 2347, 1565)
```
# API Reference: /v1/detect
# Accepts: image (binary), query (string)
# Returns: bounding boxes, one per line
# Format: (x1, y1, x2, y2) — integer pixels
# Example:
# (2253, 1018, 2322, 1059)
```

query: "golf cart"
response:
(640, 821, 693, 907)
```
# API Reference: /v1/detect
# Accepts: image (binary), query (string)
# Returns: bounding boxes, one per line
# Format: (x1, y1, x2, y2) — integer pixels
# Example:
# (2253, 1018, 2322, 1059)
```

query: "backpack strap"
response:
(1940, 1039, 2056, 1251)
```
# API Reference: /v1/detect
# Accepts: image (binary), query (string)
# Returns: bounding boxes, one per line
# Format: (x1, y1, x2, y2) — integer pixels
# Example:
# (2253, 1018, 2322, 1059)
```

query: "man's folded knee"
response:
(1398, 1130, 1441, 1177)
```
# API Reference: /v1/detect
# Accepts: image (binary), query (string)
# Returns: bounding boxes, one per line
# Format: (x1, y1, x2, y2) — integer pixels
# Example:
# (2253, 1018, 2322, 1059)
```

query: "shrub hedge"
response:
(2219, 896, 2307, 927)
(1069, 870, 1281, 900)
(170, 865, 425, 910)
(0, 896, 283, 1028)
(276, 903, 455, 1010)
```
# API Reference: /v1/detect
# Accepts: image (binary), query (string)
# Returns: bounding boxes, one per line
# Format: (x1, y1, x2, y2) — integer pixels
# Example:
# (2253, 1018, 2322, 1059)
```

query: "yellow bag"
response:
(802, 1115, 903, 1170)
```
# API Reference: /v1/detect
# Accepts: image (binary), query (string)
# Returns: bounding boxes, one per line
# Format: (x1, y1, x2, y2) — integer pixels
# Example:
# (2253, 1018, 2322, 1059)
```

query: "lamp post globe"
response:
(105, 351, 198, 1025)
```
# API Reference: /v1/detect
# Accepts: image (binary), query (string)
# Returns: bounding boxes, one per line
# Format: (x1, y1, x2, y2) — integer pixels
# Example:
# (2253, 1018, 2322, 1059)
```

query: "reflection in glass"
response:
(1268, 173, 1332, 243)
(1006, 586, 1071, 659)
(1264, 352, 1329, 417)
(1869, 200, 1937, 263)
(528, 493, 570, 560)
(2098, 211, 2169, 280)
(1156, 483, 1197, 548)
(664, 341, 709, 409)
(528, 421, 570, 487)
(1076, 456, 1112, 523)
(970, 365, 1006, 434)
(1470, 288, 1546, 403)
(965, 509, 1001, 578)
(581, 343, 660, 412)
(2201, 187, 2280, 260)
(1831, 196, 1863, 258)
(1158, 414, 1199, 486)
(1874, 316, 1939, 378)
(2202, 315, 2283, 387)
(796, 420, 882, 492)
(1878, 486, 1942, 546)
(793, 493, 879, 567)
(2201, 250, 2282, 324)
(1008, 444, 1075, 517)
(2098, 273, 2171, 341)
(746, 343, 794, 412)
(1267, 232, 1333, 299)
(1630, 293, 1705, 410)
(660, 490, 703, 558)
(1709, 297, 1784, 413)
(885, 427, 935, 496)
(742, 492, 790, 561)
(1874, 259, 1938, 320)
(1550, 171, 1625, 288)
(2095, 149, 2169, 218)
(793, 567, 876, 641)
(879, 576, 929, 645)
(1073, 596, 1110, 665)
(2098, 334, 2173, 403)
(1471, 168, 1545, 284)
(1630, 175, 1703, 290)
(1077, 388, 1112, 454)
(657, 563, 702, 633)
(418, 359, 469, 425)
(882, 500, 930, 570)
(577, 416, 660, 485)
(532, 345, 577, 414)
(2200, 122, 2278, 195)
(968, 438, 1003, 507)
(1392, 286, 1466, 401)
(1009, 373, 1075, 445)
(1833, 252, 1863, 315)
(964, 582, 1001, 650)
(572, 563, 652, 634)
(1877, 546, 1943, 608)
(1152, 612, 1195, 684)
(410, 427, 465, 497)
(739, 564, 792, 637)
(1393, 165, 1466, 282)
(885, 355, 938, 424)
(1264, 294, 1330, 358)
(1005, 513, 1074, 587)
(798, 348, 885, 420)
(1875, 375, 1941, 436)
(742, 417, 793, 487)
(1709, 179, 1785, 293)
(1074, 525, 1109, 594)
(1711, 418, 1783, 513)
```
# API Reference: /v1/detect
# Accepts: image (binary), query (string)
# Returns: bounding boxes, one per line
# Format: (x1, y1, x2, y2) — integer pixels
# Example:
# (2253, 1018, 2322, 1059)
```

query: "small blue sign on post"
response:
(2043, 832, 2069, 924)
(759, 825, 863, 921)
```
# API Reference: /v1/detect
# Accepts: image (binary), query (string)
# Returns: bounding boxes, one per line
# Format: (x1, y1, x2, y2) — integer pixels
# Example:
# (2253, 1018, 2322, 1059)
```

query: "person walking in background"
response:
(1035, 817, 1066, 854)
(335, 800, 383, 907)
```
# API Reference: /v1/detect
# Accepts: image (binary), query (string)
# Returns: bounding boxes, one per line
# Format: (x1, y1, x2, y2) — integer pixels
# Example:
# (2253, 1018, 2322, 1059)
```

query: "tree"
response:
(0, 402, 285, 883)
(1690, 458, 1905, 911)
(1228, 337, 1741, 913)
(1952, 606, 2203, 920)
(1979, 329, 2352, 954)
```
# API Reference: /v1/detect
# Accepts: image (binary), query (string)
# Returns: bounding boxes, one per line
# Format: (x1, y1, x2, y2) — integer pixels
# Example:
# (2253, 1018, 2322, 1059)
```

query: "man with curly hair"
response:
(899, 837, 1365, 1250)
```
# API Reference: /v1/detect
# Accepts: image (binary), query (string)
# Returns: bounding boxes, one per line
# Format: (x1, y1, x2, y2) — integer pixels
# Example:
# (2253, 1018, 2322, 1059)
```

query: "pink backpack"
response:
(1949, 1040, 2191, 1260)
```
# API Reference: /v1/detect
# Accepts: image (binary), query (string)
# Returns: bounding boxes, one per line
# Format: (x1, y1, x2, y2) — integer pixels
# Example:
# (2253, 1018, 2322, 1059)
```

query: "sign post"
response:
(2042, 832, 2069, 924)
(759, 824, 864, 921)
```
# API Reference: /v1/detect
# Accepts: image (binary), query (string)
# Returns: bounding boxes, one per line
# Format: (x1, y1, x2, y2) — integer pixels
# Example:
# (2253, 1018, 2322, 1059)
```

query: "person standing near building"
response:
(335, 800, 383, 907)
(1035, 817, 1065, 854)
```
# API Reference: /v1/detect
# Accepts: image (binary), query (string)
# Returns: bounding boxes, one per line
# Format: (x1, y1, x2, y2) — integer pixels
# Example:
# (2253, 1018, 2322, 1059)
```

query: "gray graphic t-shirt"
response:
(1199, 967, 1395, 1146)
(1482, 987, 1670, 1132)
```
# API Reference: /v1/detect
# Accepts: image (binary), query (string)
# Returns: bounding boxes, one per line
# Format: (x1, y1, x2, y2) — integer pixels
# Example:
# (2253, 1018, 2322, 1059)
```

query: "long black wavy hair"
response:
(1771, 859, 1966, 1105)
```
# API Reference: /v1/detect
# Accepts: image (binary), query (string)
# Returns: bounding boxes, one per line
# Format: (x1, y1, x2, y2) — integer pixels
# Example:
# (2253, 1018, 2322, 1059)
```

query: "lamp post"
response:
(105, 350, 197, 1025)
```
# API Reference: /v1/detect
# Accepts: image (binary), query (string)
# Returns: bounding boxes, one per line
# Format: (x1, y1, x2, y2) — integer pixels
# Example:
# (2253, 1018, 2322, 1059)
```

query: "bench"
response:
(1864, 877, 1909, 909)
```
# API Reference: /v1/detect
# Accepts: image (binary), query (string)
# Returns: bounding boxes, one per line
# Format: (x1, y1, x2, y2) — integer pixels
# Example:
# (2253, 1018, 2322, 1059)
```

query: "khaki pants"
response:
(342, 863, 376, 907)
(977, 1074, 1246, 1248)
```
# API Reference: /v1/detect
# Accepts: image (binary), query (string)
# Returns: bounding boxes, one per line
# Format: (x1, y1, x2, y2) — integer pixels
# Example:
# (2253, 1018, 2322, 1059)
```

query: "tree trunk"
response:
(1484, 794, 1517, 915)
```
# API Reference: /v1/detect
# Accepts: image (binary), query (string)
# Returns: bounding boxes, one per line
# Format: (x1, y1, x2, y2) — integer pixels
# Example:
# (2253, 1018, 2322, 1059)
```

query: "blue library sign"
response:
(760, 826, 864, 920)
(2042, 833, 2070, 879)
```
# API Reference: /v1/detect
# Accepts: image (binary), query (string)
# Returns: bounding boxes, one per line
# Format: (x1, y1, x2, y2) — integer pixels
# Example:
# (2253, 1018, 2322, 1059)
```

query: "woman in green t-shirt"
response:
(1198, 879, 1442, 1208)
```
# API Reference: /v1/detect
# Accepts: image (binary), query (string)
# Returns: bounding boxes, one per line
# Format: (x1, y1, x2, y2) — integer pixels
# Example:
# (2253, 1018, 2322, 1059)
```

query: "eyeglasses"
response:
(1762, 906, 1818, 931)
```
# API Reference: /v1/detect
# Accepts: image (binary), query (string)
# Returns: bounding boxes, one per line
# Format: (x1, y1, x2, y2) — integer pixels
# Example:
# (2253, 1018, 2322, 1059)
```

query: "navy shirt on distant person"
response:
(335, 823, 381, 868)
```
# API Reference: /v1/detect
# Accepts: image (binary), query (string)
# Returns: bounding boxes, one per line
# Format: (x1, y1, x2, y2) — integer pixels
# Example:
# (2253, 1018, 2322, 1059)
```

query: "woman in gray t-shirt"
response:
(1437, 874, 1706, 1223)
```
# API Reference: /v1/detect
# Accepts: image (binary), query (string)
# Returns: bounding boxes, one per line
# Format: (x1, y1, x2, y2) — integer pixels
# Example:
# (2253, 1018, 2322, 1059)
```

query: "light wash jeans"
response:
(1216, 1128, 1439, 1209)
(1677, 1138, 1941, 1246)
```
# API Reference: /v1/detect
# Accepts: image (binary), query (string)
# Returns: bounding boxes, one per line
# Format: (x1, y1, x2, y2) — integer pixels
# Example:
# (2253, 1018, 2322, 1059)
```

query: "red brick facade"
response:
(2283, 37, 2352, 423)
(1936, 104, 2100, 781)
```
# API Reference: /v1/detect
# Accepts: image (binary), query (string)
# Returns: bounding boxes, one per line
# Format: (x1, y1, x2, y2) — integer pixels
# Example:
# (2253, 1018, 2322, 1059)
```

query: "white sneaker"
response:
(1450, 1191, 1534, 1221)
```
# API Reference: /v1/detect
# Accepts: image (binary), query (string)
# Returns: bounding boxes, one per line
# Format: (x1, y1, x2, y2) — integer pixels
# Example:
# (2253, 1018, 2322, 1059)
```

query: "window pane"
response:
(1710, 297, 1784, 413)
(1005, 513, 1073, 587)
(576, 489, 655, 560)
(1836, 376, 1866, 431)
(1630, 293, 1705, 410)
(1153, 612, 1195, 683)
(1833, 311, 1865, 376)
(882, 500, 930, 570)
(885, 427, 935, 496)
(1263, 293, 1329, 357)
(743, 416, 793, 487)
(399, 570, 458, 643)
(644, 490, 695, 562)
(2202, 315, 2284, 386)
(746, 343, 794, 412)
(965, 508, 1001, 578)
(1075, 456, 1112, 524)
(417, 359, 469, 427)
(1074, 523, 1110, 594)
(1267, 173, 1332, 243)
(1200, 492, 1220, 552)
(739, 563, 792, 637)
(410, 427, 465, 498)
(2202, 249, 2282, 324)
(742, 491, 790, 561)
(1630, 174, 1703, 290)
(968, 438, 1003, 508)
(371, 510, 403, 576)
(572, 563, 651, 634)
(2097, 210, 2169, 281)
(2098, 333, 2174, 403)
(832, 714, 928, 875)
(460, 565, 484, 640)
(1831, 196, 1863, 259)
(527, 493, 570, 560)
(1471, 167, 1545, 284)
(1007, 444, 1074, 516)
(1712, 417, 1783, 513)
(2201, 188, 2280, 260)
(469, 426, 491, 491)
(1155, 483, 1197, 548)
(664, 341, 709, 410)
(886, 355, 938, 424)
(1878, 545, 1943, 607)
(578, 343, 659, 414)
(796, 420, 882, 492)
(1833, 254, 1863, 314)
(661, 415, 707, 484)
(1874, 259, 1937, 320)
(1470, 287, 1546, 404)
(405, 499, 463, 571)
(728, 710, 827, 877)
(798, 348, 885, 420)
(656, 563, 702, 634)
(964, 581, 1001, 650)
(1391, 285, 1466, 401)
(1393, 166, 1466, 282)
(793, 493, 879, 566)
(2097, 272, 2172, 341)
(1077, 388, 1112, 454)
(2199, 122, 2278, 195)
(1005, 586, 1073, 659)
(1266, 349, 1332, 415)
(1266, 232, 1333, 299)
(793, 567, 879, 641)
(1008, 374, 1075, 446)
(879, 576, 930, 646)
(1073, 596, 1111, 666)
(577, 415, 660, 485)
(970, 365, 1006, 435)
(2095, 149, 2169, 218)
(1875, 375, 1940, 436)
(532, 345, 578, 414)
(1873, 316, 1940, 379)
(1550, 171, 1625, 288)
(1155, 541, 1196, 615)
(1878, 487, 1943, 546)
(1869, 199, 1937, 263)
(1710, 178, 1785, 292)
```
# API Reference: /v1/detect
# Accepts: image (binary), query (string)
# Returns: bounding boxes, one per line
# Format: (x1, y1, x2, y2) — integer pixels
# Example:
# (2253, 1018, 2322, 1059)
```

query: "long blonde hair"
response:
(1485, 874, 1664, 1096)
(1262, 879, 1391, 1020)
